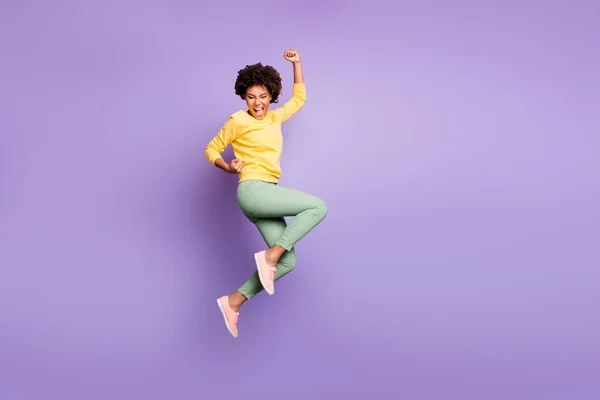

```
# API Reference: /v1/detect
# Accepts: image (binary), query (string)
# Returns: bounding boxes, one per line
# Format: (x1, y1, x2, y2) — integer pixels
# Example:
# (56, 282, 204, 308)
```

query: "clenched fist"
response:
(228, 159, 243, 173)
(283, 48, 300, 63)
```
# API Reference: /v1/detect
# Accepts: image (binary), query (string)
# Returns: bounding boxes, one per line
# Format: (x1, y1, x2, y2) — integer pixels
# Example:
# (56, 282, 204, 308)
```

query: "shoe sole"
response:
(254, 252, 274, 295)
(216, 298, 237, 338)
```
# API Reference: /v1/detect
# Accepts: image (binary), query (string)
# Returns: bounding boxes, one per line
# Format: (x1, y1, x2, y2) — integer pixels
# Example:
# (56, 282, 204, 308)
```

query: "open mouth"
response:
(253, 107, 264, 116)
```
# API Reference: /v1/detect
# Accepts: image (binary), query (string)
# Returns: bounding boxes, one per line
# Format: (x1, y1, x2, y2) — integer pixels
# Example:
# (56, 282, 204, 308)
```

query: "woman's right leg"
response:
(237, 217, 297, 301)
(220, 218, 296, 338)
(217, 180, 327, 338)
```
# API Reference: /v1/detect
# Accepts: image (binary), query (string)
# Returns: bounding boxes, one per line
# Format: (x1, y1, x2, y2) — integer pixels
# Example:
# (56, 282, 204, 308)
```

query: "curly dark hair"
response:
(234, 62, 282, 103)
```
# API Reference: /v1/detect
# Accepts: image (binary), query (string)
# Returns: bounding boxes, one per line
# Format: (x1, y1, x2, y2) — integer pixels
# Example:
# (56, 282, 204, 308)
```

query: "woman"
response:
(204, 49, 327, 338)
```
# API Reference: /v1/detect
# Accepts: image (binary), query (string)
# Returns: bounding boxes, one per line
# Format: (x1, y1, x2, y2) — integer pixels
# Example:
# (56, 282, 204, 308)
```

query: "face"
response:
(245, 85, 272, 120)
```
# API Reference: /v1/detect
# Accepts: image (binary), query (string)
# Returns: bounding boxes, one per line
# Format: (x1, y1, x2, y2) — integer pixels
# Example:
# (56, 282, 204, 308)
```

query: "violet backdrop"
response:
(1, 0, 599, 398)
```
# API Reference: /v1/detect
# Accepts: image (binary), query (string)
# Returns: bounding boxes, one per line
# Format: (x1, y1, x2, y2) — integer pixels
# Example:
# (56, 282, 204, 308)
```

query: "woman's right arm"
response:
(204, 117, 242, 173)
(214, 158, 242, 173)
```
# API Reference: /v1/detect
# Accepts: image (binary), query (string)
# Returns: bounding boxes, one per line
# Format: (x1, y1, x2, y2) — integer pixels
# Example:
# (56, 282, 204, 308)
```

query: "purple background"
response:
(1, 0, 599, 398)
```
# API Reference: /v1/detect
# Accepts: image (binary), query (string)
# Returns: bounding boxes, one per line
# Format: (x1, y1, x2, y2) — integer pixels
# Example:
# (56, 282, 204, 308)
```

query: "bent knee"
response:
(316, 199, 328, 218)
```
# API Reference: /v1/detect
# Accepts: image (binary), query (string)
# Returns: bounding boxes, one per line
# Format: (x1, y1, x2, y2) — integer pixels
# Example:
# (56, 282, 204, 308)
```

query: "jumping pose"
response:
(204, 49, 327, 338)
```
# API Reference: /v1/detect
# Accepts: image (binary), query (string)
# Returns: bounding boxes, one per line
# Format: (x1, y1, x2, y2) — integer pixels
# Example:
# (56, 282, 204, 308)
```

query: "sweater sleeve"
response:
(272, 83, 306, 123)
(204, 116, 237, 165)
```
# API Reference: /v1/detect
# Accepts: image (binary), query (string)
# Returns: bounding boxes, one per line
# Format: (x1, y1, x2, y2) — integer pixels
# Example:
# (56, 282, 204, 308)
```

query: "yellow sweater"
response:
(205, 83, 306, 183)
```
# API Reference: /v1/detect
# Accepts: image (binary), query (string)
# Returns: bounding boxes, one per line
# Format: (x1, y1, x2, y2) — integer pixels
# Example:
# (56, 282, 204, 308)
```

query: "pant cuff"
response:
(237, 287, 257, 300)
(275, 240, 293, 251)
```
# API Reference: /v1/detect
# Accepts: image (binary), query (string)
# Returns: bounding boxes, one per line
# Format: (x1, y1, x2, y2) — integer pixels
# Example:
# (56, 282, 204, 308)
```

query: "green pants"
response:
(235, 180, 328, 299)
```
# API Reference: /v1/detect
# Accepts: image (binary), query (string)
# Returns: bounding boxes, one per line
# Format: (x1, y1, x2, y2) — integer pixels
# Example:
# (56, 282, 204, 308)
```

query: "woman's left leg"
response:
(238, 182, 328, 249)
(239, 182, 328, 295)
(217, 182, 327, 337)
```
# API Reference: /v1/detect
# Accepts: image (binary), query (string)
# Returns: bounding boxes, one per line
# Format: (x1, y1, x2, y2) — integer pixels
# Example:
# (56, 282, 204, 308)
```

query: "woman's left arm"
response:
(284, 49, 304, 84)
(275, 48, 306, 122)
